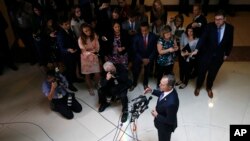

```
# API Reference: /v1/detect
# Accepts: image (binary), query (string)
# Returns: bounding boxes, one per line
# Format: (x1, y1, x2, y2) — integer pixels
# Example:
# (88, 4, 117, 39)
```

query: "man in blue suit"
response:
(192, 10, 234, 98)
(129, 22, 158, 91)
(145, 74, 179, 141)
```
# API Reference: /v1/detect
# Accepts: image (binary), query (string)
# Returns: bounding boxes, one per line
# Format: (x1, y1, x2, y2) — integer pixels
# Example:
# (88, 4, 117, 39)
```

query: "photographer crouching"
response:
(98, 61, 132, 123)
(42, 70, 82, 119)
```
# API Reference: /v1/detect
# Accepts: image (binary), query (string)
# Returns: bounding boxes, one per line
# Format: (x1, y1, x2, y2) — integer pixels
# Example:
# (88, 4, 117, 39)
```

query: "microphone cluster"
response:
(130, 95, 152, 122)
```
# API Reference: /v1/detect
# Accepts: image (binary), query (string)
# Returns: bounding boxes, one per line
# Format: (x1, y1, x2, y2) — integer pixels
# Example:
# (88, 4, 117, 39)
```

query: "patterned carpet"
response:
(227, 47, 250, 61)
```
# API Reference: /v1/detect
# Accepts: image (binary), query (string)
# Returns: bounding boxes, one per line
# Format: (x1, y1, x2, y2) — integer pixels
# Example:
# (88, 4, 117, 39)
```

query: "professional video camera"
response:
(130, 95, 152, 122)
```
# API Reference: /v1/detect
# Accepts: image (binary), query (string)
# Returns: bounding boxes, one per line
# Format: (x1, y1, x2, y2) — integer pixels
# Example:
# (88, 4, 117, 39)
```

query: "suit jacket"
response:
(132, 32, 158, 62)
(152, 89, 179, 132)
(193, 14, 207, 37)
(196, 22, 234, 62)
(56, 28, 79, 56)
(122, 20, 140, 33)
(100, 64, 131, 94)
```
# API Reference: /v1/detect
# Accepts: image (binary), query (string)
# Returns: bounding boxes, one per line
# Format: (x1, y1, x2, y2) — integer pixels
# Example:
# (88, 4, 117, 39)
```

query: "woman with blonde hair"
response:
(156, 25, 178, 88)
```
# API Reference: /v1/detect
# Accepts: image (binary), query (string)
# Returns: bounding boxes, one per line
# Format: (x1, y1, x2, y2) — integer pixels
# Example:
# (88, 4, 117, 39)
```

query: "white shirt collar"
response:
(162, 88, 174, 99)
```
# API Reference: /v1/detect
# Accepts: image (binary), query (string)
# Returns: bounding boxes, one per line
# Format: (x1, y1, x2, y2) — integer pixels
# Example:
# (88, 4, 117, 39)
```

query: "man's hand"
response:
(151, 108, 158, 118)
(51, 81, 58, 90)
(144, 86, 152, 94)
(192, 22, 200, 28)
(67, 48, 76, 53)
(106, 72, 112, 80)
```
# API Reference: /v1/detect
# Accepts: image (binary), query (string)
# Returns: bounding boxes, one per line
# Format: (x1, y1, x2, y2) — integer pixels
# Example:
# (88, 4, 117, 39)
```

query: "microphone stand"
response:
(113, 95, 152, 141)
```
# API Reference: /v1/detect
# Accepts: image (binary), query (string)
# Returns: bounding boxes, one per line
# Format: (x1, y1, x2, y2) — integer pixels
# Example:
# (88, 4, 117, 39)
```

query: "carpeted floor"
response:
(227, 46, 250, 61)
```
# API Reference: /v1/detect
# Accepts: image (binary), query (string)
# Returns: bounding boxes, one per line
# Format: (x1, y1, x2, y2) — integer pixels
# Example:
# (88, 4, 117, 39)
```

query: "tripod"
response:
(113, 95, 152, 141)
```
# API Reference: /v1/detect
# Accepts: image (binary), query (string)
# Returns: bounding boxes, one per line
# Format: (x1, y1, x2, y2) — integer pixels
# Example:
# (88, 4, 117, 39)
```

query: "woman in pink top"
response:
(78, 23, 100, 95)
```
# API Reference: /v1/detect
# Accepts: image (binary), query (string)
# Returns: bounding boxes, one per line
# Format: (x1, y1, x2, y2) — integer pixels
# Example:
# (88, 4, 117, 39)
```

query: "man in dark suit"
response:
(56, 16, 80, 92)
(190, 3, 207, 78)
(192, 3, 207, 38)
(192, 10, 234, 98)
(129, 22, 158, 91)
(98, 61, 132, 123)
(145, 74, 179, 141)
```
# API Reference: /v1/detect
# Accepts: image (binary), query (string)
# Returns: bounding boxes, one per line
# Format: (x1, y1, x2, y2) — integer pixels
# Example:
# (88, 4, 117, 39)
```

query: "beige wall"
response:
(0, 0, 15, 47)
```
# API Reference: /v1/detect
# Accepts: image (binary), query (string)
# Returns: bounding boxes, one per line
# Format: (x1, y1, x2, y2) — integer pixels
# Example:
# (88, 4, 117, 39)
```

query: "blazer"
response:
(193, 14, 207, 37)
(132, 32, 158, 62)
(56, 28, 79, 56)
(196, 22, 234, 61)
(152, 89, 179, 132)
(100, 64, 131, 93)
(122, 20, 140, 33)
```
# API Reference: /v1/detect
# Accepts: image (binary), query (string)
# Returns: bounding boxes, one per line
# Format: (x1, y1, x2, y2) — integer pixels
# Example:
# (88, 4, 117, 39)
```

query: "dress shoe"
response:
(175, 81, 182, 86)
(98, 103, 110, 112)
(194, 88, 200, 96)
(129, 85, 136, 92)
(68, 84, 78, 92)
(206, 89, 213, 98)
(121, 111, 129, 123)
(179, 84, 187, 89)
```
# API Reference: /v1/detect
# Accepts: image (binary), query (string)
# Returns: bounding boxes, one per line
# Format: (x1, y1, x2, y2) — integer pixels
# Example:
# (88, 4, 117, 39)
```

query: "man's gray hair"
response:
(162, 74, 176, 88)
(103, 61, 114, 71)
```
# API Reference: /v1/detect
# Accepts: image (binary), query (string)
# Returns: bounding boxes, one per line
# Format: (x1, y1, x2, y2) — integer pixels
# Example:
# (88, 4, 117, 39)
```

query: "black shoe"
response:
(179, 84, 187, 89)
(68, 85, 78, 92)
(175, 81, 182, 86)
(98, 103, 110, 112)
(121, 111, 128, 123)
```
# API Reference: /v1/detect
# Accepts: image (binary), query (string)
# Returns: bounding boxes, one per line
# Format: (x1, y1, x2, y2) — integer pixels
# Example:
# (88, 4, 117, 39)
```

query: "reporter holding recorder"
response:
(144, 74, 179, 141)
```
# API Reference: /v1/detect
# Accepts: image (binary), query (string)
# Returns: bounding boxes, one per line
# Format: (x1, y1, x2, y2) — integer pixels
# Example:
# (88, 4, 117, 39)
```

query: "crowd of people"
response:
(2, 0, 234, 140)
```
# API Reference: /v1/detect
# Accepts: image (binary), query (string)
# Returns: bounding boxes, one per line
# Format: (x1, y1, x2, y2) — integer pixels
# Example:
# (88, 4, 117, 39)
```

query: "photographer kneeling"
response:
(42, 70, 82, 119)
(98, 61, 131, 123)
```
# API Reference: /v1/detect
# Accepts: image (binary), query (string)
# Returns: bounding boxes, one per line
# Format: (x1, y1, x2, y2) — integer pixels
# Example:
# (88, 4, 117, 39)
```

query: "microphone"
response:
(131, 95, 145, 102)
(138, 96, 152, 114)
(147, 96, 153, 104)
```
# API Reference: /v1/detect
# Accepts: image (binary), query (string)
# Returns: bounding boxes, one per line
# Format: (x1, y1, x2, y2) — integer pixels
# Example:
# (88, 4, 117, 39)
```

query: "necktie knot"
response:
(159, 93, 164, 101)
